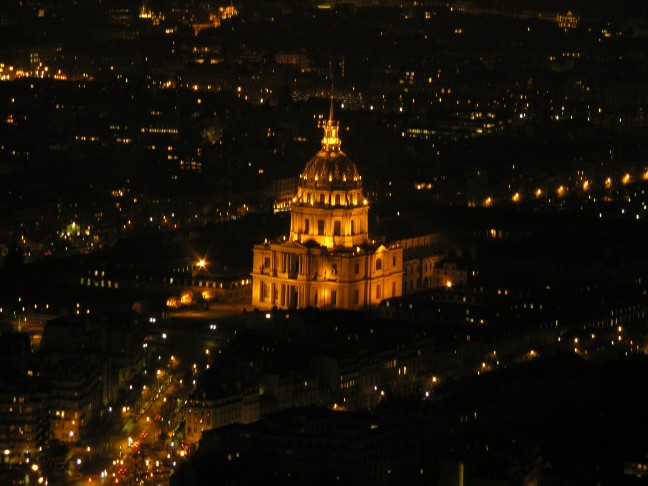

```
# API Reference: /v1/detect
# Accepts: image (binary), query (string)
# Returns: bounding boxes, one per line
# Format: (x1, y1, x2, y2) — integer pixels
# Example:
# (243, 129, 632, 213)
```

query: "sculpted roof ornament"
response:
(321, 98, 341, 152)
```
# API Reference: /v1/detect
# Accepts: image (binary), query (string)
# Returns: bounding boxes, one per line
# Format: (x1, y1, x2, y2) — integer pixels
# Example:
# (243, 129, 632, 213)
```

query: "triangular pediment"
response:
(280, 240, 307, 250)
(374, 244, 389, 254)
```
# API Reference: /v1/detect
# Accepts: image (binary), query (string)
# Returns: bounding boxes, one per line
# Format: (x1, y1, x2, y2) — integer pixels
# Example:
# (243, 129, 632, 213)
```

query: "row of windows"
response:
(81, 278, 119, 289)
(263, 255, 397, 274)
(3, 425, 32, 433)
(303, 218, 355, 236)
(0, 397, 25, 404)
(304, 193, 357, 206)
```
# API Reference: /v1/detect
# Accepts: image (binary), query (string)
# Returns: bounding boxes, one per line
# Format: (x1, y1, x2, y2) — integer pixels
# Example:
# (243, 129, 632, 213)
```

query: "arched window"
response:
(376, 258, 382, 271)
(335, 194, 341, 206)
(319, 194, 325, 204)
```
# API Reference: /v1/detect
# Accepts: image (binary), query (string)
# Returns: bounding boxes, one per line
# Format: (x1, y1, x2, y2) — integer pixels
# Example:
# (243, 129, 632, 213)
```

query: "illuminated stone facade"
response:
(251, 105, 403, 310)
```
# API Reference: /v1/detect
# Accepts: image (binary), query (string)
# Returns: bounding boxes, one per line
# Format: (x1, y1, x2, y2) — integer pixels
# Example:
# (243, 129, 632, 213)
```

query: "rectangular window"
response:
(393, 256, 396, 266)
(351, 220, 355, 234)
(353, 290, 359, 305)
(354, 263, 360, 274)
(264, 256, 270, 268)
(376, 285, 381, 299)
(317, 220, 324, 235)
(261, 282, 269, 301)
(331, 290, 337, 307)
(304, 219, 310, 234)
(333, 220, 341, 236)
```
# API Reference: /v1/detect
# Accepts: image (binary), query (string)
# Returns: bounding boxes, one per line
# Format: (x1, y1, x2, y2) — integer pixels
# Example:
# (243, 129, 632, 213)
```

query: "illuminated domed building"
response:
(251, 104, 403, 309)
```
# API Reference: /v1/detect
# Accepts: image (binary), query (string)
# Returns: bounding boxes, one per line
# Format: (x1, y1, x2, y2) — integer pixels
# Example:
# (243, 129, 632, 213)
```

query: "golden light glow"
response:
(582, 180, 589, 191)
(512, 192, 520, 203)
(557, 11, 579, 30)
(556, 185, 566, 197)
(321, 100, 341, 151)
(622, 173, 631, 185)
(483, 196, 492, 207)
(535, 188, 542, 198)
(605, 177, 612, 189)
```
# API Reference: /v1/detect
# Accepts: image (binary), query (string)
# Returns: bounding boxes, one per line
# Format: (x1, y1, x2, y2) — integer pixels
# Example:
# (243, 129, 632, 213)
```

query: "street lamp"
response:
(192, 258, 207, 277)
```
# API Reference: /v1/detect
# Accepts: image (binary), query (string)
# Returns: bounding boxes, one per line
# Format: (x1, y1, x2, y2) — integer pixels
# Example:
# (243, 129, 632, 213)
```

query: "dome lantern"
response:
(321, 99, 341, 152)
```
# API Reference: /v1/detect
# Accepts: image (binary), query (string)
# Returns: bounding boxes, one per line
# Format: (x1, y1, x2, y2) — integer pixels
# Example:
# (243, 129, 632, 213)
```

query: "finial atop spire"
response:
(321, 98, 341, 152)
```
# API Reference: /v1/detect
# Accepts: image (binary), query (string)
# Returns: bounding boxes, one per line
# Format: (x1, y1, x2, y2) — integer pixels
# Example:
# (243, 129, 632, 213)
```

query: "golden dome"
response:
(299, 100, 362, 191)
(300, 150, 361, 191)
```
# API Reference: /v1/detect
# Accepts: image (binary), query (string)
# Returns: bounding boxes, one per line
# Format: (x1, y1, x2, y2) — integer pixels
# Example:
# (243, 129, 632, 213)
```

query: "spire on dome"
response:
(321, 98, 341, 151)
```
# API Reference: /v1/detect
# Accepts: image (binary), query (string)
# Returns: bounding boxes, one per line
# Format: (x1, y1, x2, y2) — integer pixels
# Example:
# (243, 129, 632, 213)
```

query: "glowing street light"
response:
(192, 258, 207, 277)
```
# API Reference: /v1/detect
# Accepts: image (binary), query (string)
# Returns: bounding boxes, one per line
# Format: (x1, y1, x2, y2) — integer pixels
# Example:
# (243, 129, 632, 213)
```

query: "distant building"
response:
(184, 371, 323, 445)
(275, 50, 312, 73)
(42, 313, 143, 397)
(39, 313, 145, 442)
(44, 360, 104, 443)
(251, 103, 403, 309)
(624, 455, 648, 479)
(0, 382, 47, 465)
(185, 384, 261, 445)
(174, 407, 425, 486)
(265, 176, 298, 213)
(556, 11, 579, 30)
